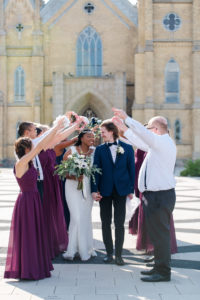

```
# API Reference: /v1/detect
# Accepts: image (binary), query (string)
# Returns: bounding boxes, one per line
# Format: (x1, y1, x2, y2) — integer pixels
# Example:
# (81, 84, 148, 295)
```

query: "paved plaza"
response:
(0, 168, 200, 300)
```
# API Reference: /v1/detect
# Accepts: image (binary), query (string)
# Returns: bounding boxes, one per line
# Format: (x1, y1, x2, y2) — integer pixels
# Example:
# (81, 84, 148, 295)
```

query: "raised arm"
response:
(15, 119, 65, 178)
(123, 128, 149, 152)
(112, 116, 149, 151)
(112, 107, 157, 149)
(54, 137, 78, 156)
(124, 117, 157, 149)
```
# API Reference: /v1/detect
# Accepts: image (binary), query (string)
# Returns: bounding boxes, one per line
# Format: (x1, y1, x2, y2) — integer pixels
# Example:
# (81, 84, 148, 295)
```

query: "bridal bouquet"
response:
(55, 152, 102, 190)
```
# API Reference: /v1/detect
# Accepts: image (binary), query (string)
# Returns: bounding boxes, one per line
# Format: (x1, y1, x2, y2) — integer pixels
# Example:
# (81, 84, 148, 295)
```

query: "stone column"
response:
(134, 0, 145, 106)
(52, 72, 64, 119)
(144, 0, 154, 110)
(31, 55, 44, 122)
(0, 0, 7, 161)
(32, 0, 44, 122)
(114, 72, 126, 111)
(192, 0, 200, 159)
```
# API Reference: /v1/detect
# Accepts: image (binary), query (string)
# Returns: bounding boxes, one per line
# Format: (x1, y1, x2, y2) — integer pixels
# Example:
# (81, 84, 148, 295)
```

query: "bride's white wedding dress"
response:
(63, 146, 97, 261)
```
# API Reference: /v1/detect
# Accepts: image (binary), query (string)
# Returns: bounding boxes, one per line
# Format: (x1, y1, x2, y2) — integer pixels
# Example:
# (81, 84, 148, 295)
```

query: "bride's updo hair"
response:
(15, 137, 32, 159)
(74, 129, 92, 146)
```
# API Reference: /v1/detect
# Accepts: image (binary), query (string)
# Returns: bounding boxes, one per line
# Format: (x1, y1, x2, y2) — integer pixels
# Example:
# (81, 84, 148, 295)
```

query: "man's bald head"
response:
(148, 116, 169, 135)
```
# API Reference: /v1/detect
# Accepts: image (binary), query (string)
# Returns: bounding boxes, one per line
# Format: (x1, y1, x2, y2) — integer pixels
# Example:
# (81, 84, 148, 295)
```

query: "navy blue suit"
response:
(91, 140, 135, 196)
(91, 140, 135, 257)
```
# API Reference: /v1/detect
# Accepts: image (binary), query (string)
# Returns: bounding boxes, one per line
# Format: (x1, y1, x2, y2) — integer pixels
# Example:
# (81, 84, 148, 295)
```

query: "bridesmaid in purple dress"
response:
(129, 149, 178, 255)
(40, 149, 68, 259)
(35, 118, 83, 259)
(4, 121, 63, 280)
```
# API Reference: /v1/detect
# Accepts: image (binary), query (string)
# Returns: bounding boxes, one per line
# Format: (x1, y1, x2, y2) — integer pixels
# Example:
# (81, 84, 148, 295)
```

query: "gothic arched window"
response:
(76, 26, 102, 77)
(14, 66, 25, 101)
(174, 119, 181, 143)
(165, 58, 180, 103)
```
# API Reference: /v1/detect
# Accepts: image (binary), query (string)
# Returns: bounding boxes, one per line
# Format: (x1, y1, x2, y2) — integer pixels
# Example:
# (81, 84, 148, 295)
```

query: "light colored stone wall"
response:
(133, 0, 197, 159)
(1, 0, 199, 161)
(41, 0, 137, 124)
(153, 42, 192, 105)
(62, 72, 126, 119)
(42, 0, 137, 86)
(153, 3, 192, 41)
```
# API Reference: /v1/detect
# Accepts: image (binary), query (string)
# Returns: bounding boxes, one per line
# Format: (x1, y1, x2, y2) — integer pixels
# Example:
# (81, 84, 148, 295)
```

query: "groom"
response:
(91, 120, 135, 265)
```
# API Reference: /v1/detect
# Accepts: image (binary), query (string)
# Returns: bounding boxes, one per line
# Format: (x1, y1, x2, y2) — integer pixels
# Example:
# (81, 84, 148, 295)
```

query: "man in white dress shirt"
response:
(112, 108, 176, 282)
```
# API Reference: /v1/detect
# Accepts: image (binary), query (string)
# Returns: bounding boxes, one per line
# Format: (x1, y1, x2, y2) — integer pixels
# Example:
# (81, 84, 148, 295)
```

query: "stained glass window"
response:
(76, 26, 102, 77)
(174, 119, 181, 143)
(165, 58, 179, 103)
(14, 66, 25, 102)
(163, 13, 181, 31)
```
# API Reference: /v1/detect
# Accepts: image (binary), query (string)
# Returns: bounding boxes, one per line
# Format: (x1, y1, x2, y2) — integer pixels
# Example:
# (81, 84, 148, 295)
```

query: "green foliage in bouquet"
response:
(180, 159, 200, 177)
(55, 152, 102, 187)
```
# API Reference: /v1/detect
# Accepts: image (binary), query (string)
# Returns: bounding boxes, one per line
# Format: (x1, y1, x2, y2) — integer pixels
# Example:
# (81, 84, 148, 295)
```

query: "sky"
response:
(43, 0, 138, 5)
(128, 0, 137, 5)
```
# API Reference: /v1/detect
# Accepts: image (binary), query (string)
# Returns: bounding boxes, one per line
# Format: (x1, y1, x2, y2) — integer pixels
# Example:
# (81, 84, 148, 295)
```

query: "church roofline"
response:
(40, 0, 137, 27)
(110, 0, 137, 26)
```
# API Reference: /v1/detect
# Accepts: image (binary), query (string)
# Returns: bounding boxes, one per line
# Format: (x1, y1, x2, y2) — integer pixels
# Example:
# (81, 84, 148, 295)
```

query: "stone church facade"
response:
(0, 0, 199, 164)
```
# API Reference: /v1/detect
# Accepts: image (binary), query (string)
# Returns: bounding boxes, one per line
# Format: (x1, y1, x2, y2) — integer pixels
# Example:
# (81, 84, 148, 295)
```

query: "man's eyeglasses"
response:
(146, 126, 155, 130)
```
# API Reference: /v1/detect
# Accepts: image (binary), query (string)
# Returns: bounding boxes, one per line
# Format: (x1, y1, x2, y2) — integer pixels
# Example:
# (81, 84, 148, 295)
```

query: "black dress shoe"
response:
(140, 268, 156, 276)
(103, 254, 113, 263)
(141, 273, 171, 282)
(115, 256, 125, 266)
(146, 263, 155, 268)
(144, 256, 154, 263)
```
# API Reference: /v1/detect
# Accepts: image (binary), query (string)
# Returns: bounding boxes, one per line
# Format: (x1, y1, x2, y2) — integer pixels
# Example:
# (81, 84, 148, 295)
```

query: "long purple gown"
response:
(4, 164, 53, 280)
(129, 149, 178, 254)
(39, 149, 68, 259)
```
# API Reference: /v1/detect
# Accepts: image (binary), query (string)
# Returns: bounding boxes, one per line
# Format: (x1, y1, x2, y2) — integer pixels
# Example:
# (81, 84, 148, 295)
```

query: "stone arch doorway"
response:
(65, 91, 112, 120)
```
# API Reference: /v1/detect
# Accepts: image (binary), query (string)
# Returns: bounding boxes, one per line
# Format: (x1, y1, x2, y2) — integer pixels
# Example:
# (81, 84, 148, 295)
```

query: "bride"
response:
(62, 128, 97, 261)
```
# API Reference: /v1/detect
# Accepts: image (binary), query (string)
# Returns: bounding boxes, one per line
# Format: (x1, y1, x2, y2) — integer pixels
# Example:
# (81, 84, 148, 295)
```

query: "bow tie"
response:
(107, 141, 118, 147)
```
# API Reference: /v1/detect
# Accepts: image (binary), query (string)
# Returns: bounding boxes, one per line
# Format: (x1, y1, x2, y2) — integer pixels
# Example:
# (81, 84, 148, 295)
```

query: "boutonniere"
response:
(117, 145, 125, 155)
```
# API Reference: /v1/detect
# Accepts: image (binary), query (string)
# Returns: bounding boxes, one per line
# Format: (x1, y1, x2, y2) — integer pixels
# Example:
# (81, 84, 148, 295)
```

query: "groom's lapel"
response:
(115, 141, 124, 165)
(104, 144, 114, 165)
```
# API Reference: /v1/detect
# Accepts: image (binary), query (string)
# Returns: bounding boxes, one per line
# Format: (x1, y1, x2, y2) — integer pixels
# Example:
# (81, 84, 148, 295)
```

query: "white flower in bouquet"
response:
(53, 115, 70, 128)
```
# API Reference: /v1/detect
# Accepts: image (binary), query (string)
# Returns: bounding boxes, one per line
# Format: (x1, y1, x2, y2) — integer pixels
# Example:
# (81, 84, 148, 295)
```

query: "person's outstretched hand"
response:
(112, 107, 128, 120)
(112, 116, 128, 132)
